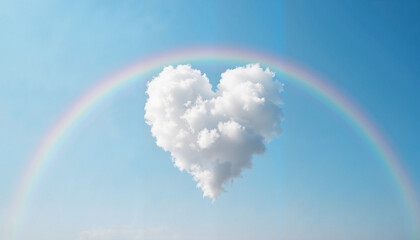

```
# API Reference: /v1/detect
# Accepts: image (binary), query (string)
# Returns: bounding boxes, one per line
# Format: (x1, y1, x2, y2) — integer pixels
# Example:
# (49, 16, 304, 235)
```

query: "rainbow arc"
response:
(6, 46, 419, 239)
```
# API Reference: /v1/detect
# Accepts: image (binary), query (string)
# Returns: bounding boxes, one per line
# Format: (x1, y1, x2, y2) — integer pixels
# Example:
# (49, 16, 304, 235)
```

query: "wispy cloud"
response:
(77, 225, 179, 240)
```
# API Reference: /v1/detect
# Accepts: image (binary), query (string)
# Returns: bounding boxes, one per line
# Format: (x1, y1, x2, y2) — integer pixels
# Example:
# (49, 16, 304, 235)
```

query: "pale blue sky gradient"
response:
(1, 0, 419, 239)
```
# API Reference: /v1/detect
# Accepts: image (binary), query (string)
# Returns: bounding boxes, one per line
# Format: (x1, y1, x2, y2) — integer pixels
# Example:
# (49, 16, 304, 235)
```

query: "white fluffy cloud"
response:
(144, 64, 283, 200)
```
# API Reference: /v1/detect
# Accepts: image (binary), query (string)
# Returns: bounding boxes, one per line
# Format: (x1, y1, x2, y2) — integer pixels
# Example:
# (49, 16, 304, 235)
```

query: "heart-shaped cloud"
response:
(145, 64, 284, 200)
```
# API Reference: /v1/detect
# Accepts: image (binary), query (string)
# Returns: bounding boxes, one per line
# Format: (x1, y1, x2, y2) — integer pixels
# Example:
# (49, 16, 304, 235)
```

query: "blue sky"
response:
(1, 0, 419, 239)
